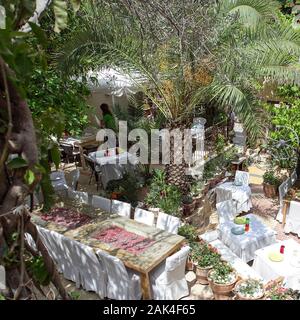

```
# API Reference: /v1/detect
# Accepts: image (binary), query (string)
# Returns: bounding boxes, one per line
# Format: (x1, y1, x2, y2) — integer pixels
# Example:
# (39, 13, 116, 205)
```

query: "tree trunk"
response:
(0, 58, 69, 300)
(165, 120, 191, 194)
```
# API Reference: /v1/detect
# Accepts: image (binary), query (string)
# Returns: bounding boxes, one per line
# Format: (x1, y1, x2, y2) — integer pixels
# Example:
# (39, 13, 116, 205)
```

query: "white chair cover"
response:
(156, 212, 181, 234)
(96, 249, 142, 300)
(67, 188, 89, 204)
(216, 188, 232, 204)
(69, 169, 80, 190)
(50, 171, 68, 191)
(216, 200, 237, 224)
(37, 227, 76, 282)
(276, 179, 290, 222)
(111, 199, 131, 218)
(134, 208, 155, 226)
(291, 170, 297, 186)
(91, 195, 111, 213)
(61, 238, 107, 298)
(234, 170, 250, 186)
(150, 246, 190, 300)
(286, 177, 292, 191)
(284, 201, 300, 237)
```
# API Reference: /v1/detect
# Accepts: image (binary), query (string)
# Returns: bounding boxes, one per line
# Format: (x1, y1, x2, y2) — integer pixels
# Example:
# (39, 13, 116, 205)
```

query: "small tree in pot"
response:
(208, 261, 237, 300)
(192, 241, 221, 285)
(263, 170, 282, 198)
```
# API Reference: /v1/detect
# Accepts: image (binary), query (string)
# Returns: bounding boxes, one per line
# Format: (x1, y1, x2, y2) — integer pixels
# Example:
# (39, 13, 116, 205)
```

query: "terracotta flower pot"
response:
(234, 280, 265, 300)
(186, 256, 195, 272)
(182, 201, 196, 216)
(195, 264, 213, 285)
(208, 270, 237, 300)
(263, 183, 278, 198)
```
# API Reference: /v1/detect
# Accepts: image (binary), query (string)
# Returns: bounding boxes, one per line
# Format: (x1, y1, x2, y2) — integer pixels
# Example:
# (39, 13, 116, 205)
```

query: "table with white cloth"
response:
(218, 214, 277, 262)
(252, 239, 300, 290)
(216, 181, 252, 213)
(89, 151, 139, 189)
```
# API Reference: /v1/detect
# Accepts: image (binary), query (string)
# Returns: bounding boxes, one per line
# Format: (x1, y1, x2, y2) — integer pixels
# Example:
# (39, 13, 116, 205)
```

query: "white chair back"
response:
(91, 195, 111, 213)
(216, 200, 236, 224)
(156, 212, 181, 234)
(234, 170, 250, 186)
(216, 188, 232, 204)
(96, 249, 134, 300)
(165, 246, 190, 283)
(278, 180, 289, 206)
(37, 227, 75, 281)
(286, 177, 292, 191)
(284, 201, 300, 237)
(111, 200, 131, 218)
(62, 238, 107, 297)
(291, 170, 298, 186)
(67, 188, 89, 204)
(70, 169, 80, 190)
(50, 171, 68, 191)
(134, 208, 155, 226)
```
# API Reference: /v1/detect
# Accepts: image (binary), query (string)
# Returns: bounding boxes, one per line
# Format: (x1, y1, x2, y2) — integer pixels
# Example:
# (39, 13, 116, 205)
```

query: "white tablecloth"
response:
(216, 182, 252, 213)
(218, 214, 277, 262)
(89, 151, 139, 188)
(253, 239, 300, 290)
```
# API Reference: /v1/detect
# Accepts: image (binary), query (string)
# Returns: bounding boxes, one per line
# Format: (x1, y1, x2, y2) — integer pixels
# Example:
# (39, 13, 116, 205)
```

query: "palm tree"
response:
(57, 0, 300, 193)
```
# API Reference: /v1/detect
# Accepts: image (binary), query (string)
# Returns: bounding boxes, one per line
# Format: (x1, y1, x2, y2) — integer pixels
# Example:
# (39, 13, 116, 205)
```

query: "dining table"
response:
(218, 214, 277, 262)
(31, 201, 185, 300)
(88, 150, 139, 188)
(252, 239, 300, 291)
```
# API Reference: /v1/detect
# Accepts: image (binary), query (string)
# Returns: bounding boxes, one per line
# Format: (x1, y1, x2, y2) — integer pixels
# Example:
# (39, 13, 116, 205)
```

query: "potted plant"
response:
(234, 279, 265, 300)
(263, 170, 281, 198)
(192, 241, 221, 285)
(190, 182, 204, 209)
(208, 261, 237, 300)
(182, 194, 196, 216)
(178, 225, 199, 271)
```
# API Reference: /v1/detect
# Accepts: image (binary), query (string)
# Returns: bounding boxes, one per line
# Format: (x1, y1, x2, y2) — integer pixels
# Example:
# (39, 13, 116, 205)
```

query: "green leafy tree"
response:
(57, 0, 300, 193)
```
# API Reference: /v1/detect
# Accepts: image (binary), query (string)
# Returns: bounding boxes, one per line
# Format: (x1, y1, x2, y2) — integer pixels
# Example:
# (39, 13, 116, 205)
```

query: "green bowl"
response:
(234, 217, 247, 225)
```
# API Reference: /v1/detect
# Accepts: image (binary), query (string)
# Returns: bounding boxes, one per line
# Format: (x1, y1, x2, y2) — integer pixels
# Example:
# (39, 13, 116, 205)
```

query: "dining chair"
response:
(134, 208, 155, 226)
(60, 143, 80, 167)
(50, 170, 68, 196)
(111, 199, 131, 218)
(149, 245, 190, 300)
(284, 201, 300, 237)
(276, 179, 290, 223)
(67, 188, 89, 204)
(91, 195, 111, 213)
(96, 249, 142, 300)
(216, 200, 237, 224)
(156, 212, 181, 234)
(83, 154, 102, 191)
(234, 170, 250, 186)
(62, 238, 107, 298)
(291, 170, 298, 186)
(69, 169, 80, 191)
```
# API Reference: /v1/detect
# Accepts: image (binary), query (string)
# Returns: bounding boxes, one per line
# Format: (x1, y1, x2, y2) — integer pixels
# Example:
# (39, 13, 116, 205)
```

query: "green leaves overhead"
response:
(219, 0, 280, 28)
(7, 157, 28, 170)
(24, 169, 35, 185)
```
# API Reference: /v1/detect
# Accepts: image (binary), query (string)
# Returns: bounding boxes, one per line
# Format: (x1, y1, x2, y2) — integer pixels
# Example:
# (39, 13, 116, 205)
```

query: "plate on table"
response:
(268, 252, 284, 262)
(231, 226, 245, 235)
(234, 217, 247, 225)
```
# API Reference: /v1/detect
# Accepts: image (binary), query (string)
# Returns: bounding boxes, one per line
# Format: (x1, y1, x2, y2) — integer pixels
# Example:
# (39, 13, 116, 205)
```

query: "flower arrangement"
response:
(208, 261, 236, 285)
(264, 277, 300, 300)
(192, 240, 221, 268)
(234, 279, 264, 299)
